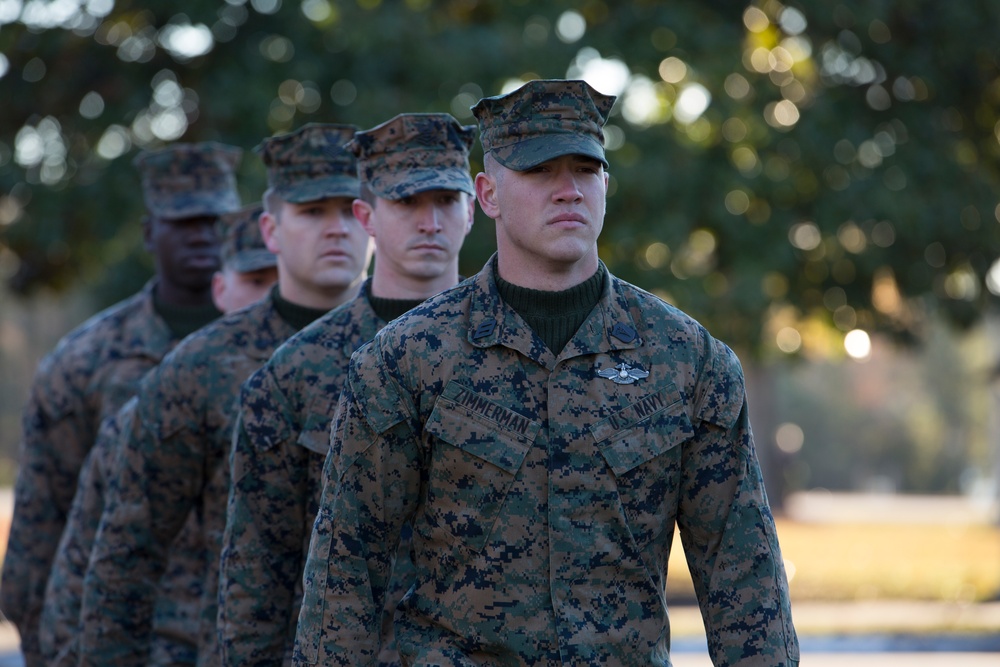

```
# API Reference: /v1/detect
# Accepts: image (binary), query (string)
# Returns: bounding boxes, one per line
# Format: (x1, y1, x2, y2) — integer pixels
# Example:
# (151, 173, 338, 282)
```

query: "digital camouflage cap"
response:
(134, 142, 242, 220)
(218, 203, 276, 272)
(255, 123, 360, 204)
(472, 79, 616, 171)
(348, 113, 475, 200)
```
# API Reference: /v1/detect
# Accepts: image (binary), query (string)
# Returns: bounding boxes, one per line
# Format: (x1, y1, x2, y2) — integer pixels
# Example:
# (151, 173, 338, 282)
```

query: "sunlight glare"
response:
(674, 83, 710, 124)
(844, 329, 872, 361)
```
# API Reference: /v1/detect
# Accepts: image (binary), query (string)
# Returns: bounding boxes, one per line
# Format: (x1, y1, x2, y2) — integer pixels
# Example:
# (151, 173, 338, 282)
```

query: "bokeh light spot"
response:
(555, 10, 585, 43)
(658, 56, 686, 84)
(79, 91, 105, 119)
(330, 79, 356, 106)
(96, 124, 131, 160)
(725, 190, 750, 215)
(789, 222, 822, 250)
(844, 329, 872, 361)
(674, 83, 710, 124)
(776, 422, 805, 454)
(776, 327, 802, 353)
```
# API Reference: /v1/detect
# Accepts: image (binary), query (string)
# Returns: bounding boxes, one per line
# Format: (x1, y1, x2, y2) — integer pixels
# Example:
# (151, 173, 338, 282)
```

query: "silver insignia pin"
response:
(596, 362, 649, 385)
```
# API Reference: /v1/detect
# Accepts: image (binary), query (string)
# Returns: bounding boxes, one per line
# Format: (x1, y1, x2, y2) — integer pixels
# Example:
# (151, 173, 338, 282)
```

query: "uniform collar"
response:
(120, 279, 176, 360)
(467, 254, 642, 363)
(240, 294, 301, 361)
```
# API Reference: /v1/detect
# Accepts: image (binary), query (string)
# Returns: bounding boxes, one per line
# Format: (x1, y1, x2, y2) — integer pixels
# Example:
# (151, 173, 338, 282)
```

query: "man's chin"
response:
(176, 268, 220, 291)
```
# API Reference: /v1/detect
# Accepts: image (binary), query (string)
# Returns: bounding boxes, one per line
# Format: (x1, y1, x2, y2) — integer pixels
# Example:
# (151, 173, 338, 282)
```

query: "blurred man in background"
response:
(0, 142, 241, 667)
(78, 123, 372, 666)
(38, 202, 278, 666)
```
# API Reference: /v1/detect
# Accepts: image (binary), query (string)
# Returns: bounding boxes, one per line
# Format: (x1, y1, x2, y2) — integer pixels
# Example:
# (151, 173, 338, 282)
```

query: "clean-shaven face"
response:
(211, 266, 278, 313)
(262, 196, 373, 303)
(357, 189, 473, 284)
(479, 154, 608, 273)
(146, 214, 222, 292)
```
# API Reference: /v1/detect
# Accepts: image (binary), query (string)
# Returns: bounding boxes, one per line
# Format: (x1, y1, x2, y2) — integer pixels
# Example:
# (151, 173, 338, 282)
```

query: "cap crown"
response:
(134, 142, 242, 219)
(472, 79, 615, 171)
(218, 203, 276, 272)
(255, 123, 360, 203)
(349, 113, 476, 200)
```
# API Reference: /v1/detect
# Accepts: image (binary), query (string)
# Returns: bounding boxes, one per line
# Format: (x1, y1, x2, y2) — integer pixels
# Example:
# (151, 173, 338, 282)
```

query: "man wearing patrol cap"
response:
(211, 204, 281, 313)
(220, 112, 476, 667)
(78, 123, 372, 666)
(297, 80, 799, 667)
(1, 141, 239, 667)
(38, 202, 279, 666)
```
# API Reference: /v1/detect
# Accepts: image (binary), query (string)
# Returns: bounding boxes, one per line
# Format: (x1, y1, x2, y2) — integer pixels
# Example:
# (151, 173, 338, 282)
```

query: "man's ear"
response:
(475, 172, 500, 220)
(211, 271, 228, 313)
(353, 199, 376, 237)
(464, 194, 475, 235)
(260, 211, 279, 254)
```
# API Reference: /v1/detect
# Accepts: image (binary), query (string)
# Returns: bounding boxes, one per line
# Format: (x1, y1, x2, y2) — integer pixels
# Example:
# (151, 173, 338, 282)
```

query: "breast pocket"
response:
(590, 383, 693, 549)
(423, 382, 539, 552)
(297, 392, 339, 455)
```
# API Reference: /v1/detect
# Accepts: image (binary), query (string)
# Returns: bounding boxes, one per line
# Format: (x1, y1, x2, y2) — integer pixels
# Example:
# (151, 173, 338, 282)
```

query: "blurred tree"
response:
(1, 0, 999, 359)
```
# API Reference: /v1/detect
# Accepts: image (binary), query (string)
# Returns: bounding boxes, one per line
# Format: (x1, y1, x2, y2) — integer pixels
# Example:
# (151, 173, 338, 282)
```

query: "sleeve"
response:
(218, 367, 318, 667)
(293, 340, 421, 666)
(678, 337, 800, 666)
(39, 399, 136, 666)
(0, 348, 97, 665)
(78, 362, 207, 665)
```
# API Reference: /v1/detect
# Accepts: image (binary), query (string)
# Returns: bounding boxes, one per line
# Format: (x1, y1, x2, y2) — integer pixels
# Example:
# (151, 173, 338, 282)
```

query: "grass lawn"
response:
(666, 518, 1000, 603)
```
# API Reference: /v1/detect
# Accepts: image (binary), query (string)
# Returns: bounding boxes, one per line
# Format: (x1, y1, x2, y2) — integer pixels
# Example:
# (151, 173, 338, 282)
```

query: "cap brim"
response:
(151, 191, 242, 219)
(277, 174, 360, 203)
(490, 135, 608, 171)
(228, 250, 277, 273)
(369, 167, 474, 200)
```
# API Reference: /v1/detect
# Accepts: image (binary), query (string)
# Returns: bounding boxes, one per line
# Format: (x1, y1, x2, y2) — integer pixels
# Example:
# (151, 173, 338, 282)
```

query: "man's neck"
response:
(495, 253, 599, 292)
(154, 280, 216, 308)
(277, 276, 363, 311)
(368, 266, 460, 301)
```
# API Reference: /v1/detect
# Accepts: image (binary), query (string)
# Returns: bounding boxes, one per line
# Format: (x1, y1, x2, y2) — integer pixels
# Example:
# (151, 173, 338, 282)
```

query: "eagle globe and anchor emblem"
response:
(596, 362, 649, 385)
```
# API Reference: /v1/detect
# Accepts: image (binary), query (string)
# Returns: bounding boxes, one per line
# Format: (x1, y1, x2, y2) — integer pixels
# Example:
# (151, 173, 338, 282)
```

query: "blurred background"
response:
(1, 0, 999, 661)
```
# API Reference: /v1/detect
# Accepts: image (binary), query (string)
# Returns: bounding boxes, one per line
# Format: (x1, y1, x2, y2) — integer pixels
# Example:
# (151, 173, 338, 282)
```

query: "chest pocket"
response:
(297, 393, 339, 455)
(239, 386, 293, 453)
(590, 382, 693, 549)
(423, 381, 539, 552)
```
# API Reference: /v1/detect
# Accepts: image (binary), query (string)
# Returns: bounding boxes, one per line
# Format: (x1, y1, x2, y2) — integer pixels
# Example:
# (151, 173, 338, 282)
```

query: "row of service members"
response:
(2, 80, 799, 667)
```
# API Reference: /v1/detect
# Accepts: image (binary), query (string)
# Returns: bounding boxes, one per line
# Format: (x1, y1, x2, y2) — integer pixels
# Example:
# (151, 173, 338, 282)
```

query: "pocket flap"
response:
(590, 384, 691, 475)
(425, 381, 538, 474)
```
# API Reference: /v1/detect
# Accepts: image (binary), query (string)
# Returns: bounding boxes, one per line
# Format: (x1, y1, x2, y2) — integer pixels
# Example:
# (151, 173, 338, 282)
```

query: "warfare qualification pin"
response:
(596, 362, 649, 385)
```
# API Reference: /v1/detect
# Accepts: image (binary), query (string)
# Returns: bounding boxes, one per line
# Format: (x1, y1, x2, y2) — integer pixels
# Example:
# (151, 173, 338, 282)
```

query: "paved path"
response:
(0, 602, 996, 665)
(673, 653, 999, 666)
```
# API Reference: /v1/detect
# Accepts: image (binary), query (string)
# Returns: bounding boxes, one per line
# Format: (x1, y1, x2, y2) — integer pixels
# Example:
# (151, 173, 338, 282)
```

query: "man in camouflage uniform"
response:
(39, 203, 279, 666)
(210, 203, 281, 313)
(294, 80, 800, 667)
(78, 123, 373, 666)
(0, 142, 240, 667)
(219, 113, 476, 667)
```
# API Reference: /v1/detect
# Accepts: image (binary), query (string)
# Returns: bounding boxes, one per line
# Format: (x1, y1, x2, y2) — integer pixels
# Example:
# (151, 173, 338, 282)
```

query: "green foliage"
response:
(1, 0, 998, 353)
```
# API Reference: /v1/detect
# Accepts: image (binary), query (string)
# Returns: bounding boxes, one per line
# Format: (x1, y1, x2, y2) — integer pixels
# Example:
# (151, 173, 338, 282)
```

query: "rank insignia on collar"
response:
(596, 362, 649, 385)
(611, 322, 638, 343)
(472, 318, 496, 340)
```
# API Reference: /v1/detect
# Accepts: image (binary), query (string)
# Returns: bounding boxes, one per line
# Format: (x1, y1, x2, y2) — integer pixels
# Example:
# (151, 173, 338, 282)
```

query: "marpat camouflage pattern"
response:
(294, 257, 799, 666)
